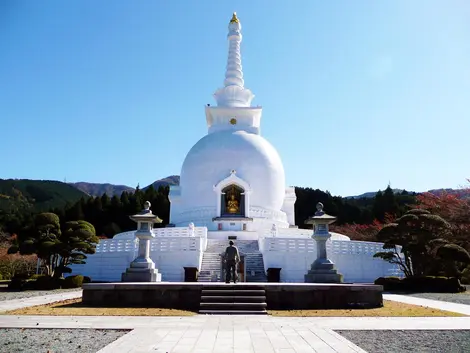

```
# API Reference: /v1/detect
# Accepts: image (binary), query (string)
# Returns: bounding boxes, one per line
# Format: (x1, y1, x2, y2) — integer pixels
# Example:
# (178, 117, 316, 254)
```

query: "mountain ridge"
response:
(68, 175, 180, 197)
(67, 176, 468, 199)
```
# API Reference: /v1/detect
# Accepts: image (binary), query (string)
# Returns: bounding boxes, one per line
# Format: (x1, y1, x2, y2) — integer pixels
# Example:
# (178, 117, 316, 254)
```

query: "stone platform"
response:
(82, 282, 383, 311)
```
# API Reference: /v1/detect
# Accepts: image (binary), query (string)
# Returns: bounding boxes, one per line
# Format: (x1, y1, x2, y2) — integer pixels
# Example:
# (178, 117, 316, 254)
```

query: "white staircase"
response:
(198, 240, 267, 282)
(199, 253, 222, 282)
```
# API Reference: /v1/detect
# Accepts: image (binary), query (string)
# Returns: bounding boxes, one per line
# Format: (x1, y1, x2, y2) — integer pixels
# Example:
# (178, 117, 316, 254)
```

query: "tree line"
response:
(1, 184, 415, 239)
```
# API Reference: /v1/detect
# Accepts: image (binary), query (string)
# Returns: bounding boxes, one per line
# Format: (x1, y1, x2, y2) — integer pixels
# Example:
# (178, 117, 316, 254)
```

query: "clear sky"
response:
(1, 1, 469, 196)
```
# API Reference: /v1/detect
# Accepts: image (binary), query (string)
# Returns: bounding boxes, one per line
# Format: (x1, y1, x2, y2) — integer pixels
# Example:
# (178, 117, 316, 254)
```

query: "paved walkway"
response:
(0, 289, 82, 312)
(2, 315, 470, 352)
(1, 291, 470, 352)
(384, 293, 470, 315)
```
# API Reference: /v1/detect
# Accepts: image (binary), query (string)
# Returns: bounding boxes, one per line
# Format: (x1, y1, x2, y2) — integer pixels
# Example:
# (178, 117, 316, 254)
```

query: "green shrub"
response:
(374, 276, 466, 293)
(12, 272, 29, 280)
(375, 277, 402, 291)
(29, 274, 46, 280)
(83, 276, 91, 284)
(62, 275, 84, 289)
(461, 267, 470, 285)
(33, 276, 61, 290)
(8, 278, 27, 291)
(0, 273, 3, 281)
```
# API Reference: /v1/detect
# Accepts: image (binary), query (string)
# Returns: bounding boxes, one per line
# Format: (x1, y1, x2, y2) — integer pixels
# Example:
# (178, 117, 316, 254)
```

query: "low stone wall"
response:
(82, 282, 383, 310)
(264, 283, 383, 309)
(82, 283, 202, 311)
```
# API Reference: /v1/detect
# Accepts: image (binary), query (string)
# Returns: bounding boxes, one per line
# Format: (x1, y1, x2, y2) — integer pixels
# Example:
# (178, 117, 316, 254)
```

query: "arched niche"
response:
(221, 184, 245, 217)
(213, 170, 252, 218)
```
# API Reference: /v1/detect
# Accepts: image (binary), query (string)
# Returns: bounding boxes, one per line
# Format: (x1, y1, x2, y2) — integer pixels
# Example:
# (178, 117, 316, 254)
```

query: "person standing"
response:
(225, 240, 240, 283)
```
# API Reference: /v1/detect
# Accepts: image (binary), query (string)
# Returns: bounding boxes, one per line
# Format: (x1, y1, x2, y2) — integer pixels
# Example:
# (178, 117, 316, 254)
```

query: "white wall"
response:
(259, 237, 403, 283)
(70, 235, 206, 282)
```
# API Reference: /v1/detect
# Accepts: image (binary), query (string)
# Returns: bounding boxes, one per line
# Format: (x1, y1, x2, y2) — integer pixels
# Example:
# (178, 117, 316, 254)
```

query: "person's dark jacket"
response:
(225, 245, 240, 262)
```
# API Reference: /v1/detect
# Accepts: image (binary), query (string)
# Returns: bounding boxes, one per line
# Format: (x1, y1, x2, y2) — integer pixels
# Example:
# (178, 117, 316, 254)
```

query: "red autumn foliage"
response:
(415, 183, 470, 250)
(330, 213, 396, 242)
(0, 245, 37, 279)
(330, 222, 381, 242)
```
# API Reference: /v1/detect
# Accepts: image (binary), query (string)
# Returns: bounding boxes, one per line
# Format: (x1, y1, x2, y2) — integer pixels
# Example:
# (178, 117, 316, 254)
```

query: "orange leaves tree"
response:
(415, 182, 470, 251)
(0, 232, 37, 279)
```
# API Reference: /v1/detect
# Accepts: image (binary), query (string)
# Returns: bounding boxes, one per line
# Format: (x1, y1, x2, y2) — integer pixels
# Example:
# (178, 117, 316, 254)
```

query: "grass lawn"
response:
(268, 300, 465, 317)
(2, 298, 196, 316)
(3, 299, 465, 317)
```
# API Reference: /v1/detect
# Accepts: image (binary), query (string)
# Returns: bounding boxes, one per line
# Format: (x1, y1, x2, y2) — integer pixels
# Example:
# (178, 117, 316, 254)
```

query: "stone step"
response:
(199, 310, 267, 315)
(200, 302, 267, 310)
(201, 289, 266, 296)
(201, 295, 266, 303)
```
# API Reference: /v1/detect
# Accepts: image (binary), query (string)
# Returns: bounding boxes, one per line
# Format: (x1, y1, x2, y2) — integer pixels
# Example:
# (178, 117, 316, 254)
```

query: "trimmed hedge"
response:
(375, 276, 466, 293)
(7, 278, 29, 291)
(461, 267, 470, 285)
(6, 273, 90, 291)
(34, 276, 62, 290)
(62, 275, 84, 289)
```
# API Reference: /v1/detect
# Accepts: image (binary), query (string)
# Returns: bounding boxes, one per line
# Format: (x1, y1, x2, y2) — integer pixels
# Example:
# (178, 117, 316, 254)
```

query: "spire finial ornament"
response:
(230, 12, 239, 23)
(212, 12, 254, 108)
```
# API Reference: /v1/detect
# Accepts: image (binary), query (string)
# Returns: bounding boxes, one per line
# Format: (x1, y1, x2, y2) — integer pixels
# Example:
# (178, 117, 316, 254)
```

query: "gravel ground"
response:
(405, 292, 470, 305)
(404, 286, 470, 306)
(0, 328, 129, 353)
(0, 285, 81, 302)
(337, 330, 470, 353)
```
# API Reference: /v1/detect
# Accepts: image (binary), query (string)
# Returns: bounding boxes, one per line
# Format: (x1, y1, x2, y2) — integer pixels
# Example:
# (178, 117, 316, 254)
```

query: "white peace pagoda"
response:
(70, 13, 401, 283)
(169, 12, 297, 237)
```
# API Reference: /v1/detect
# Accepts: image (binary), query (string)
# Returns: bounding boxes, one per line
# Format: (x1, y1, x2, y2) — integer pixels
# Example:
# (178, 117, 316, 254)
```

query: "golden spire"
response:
(230, 12, 239, 24)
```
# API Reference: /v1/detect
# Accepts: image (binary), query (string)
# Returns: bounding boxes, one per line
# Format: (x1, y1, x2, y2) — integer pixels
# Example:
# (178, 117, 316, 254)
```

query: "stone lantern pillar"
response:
(122, 201, 163, 282)
(304, 202, 343, 283)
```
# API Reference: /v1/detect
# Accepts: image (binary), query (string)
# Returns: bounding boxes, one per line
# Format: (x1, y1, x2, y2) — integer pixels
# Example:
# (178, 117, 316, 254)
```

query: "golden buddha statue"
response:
(226, 193, 240, 214)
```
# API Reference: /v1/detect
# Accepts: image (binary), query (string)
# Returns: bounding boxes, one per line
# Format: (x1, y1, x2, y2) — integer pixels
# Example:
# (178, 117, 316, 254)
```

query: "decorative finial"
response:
(230, 169, 236, 175)
(230, 12, 239, 23)
(315, 202, 324, 216)
(144, 201, 151, 211)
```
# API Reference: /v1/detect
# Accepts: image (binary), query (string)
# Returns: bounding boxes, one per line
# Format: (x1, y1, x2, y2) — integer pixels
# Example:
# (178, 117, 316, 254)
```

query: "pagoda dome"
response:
(179, 129, 286, 212)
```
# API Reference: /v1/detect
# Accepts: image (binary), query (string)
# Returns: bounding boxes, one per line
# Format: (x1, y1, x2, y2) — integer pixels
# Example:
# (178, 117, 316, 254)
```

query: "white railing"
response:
(261, 228, 312, 238)
(249, 207, 288, 223)
(96, 239, 136, 252)
(154, 227, 207, 238)
(259, 237, 389, 255)
(113, 227, 208, 239)
(150, 237, 202, 252)
(95, 236, 206, 253)
(70, 235, 205, 282)
(172, 206, 288, 224)
(259, 237, 403, 283)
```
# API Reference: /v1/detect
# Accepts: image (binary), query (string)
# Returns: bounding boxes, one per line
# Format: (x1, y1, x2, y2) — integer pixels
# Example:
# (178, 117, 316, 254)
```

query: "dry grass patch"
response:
(3, 298, 196, 316)
(268, 300, 465, 317)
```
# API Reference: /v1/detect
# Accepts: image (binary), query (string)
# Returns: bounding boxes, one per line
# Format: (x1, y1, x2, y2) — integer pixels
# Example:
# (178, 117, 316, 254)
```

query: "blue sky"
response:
(1, 1, 469, 196)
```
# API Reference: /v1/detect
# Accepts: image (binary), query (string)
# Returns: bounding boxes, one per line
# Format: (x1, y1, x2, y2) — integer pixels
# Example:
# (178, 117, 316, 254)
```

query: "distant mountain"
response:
(347, 189, 408, 199)
(68, 175, 181, 197)
(428, 188, 470, 199)
(70, 182, 135, 197)
(143, 175, 180, 190)
(348, 187, 470, 200)
(0, 179, 88, 213)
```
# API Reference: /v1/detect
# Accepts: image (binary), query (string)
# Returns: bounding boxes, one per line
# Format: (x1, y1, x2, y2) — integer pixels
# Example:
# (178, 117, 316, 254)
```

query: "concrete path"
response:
(1, 291, 470, 352)
(2, 315, 470, 330)
(0, 290, 82, 312)
(2, 315, 470, 352)
(384, 293, 470, 315)
(97, 325, 366, 353)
